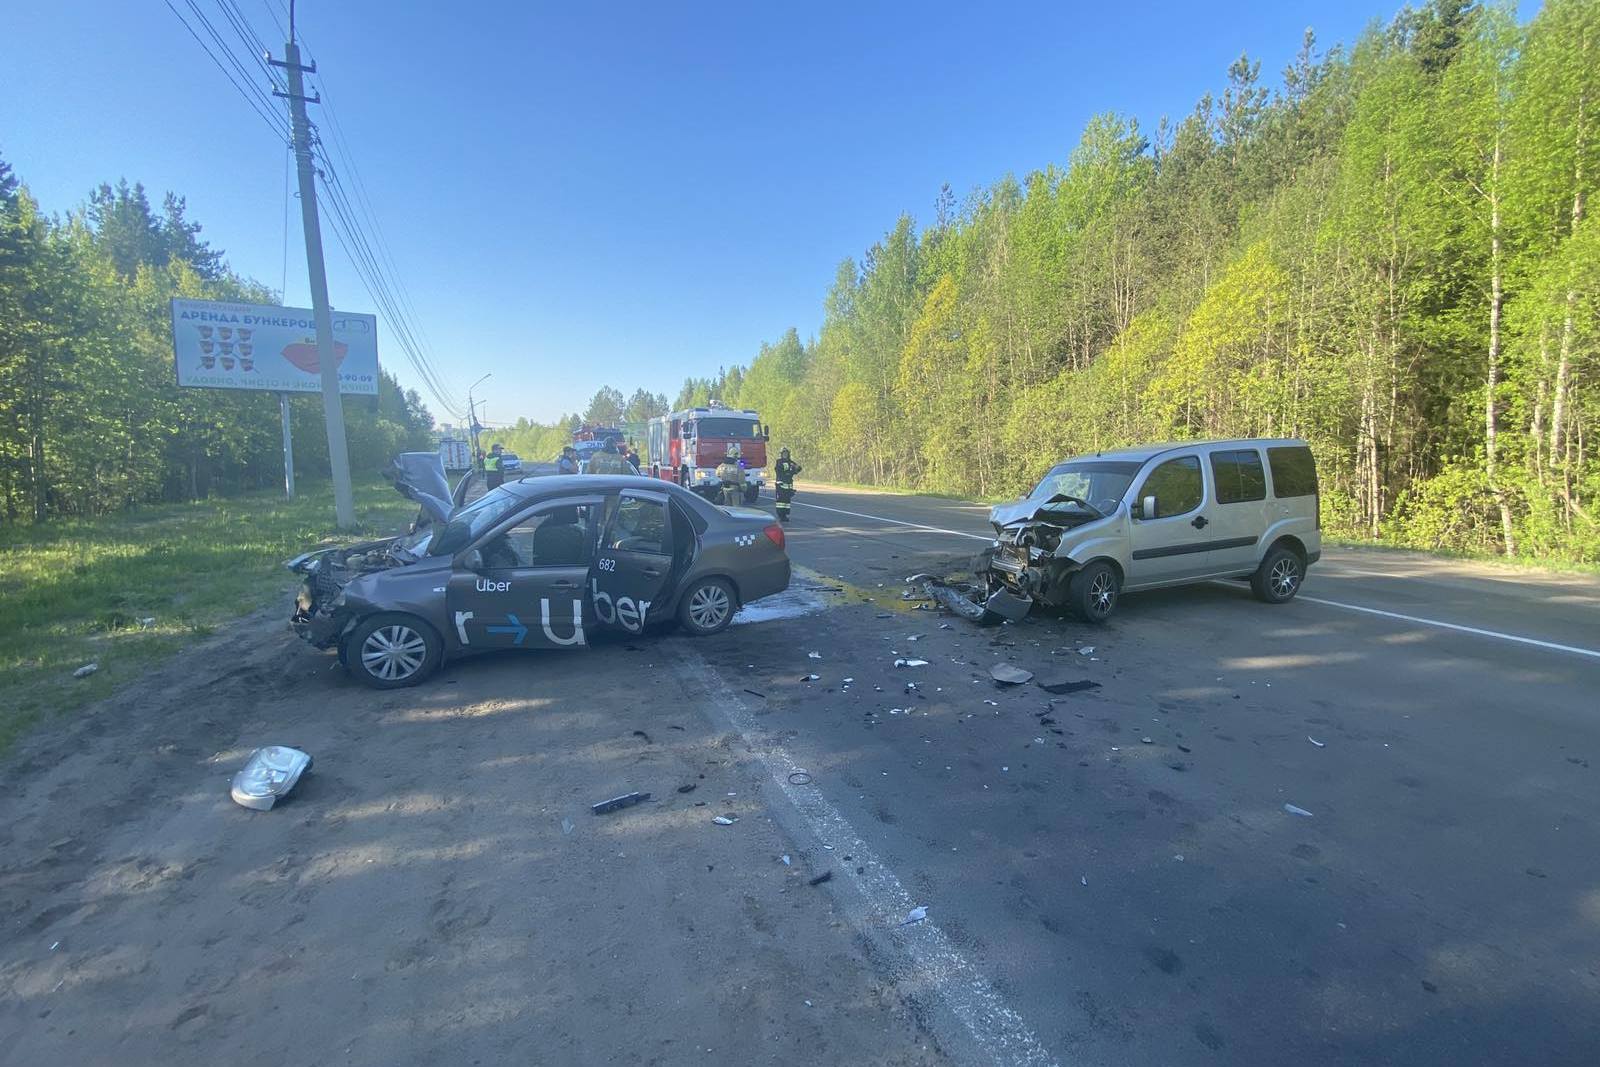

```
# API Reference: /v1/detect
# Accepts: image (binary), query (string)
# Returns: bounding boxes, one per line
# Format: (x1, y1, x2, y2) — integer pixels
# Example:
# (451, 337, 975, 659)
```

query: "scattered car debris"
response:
(1077, 646, 1095, 656)
(230, 746, 312, 811)
(592, 791, 651, 815)
(1038, 678, 1099, 695)
(808, 871, 833, 886)
(744, 689, 767, 699)
(787, 771, 813, 785)
(1141, 736, 1154, 744)
(899, 906, 929, 926)
(894, 658, 929, 668)
(808, 651, 822, 659)
(781, 854, 792, 866)
(713, 814, 738, 825)
(1308, 736, 1326, 747)
(1284, 803, 1315, 817)
(1080, 875, 1088, 886)
(72, 663, 99, 679)
(632, 730, 651, 743)
(801, 674, 820, 682)
(561, 817, 574, 835)
(676, 783, 697, 794)
(990, 663, 1033, 685)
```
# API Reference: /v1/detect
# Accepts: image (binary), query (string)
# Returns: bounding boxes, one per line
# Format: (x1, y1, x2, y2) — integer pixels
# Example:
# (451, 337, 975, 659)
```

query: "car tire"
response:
(345, 613, 442, 688)
(1251, 544, 1305, 604)
(678, 577, 737, 636)
(1068, 561, 1120, 624)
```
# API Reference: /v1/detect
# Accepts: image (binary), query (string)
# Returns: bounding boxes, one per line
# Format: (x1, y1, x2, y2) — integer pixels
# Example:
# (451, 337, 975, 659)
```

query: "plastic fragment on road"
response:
(713, 815, 738, 825)
(894, 658, 929, 668)
(1077, 647, 1095, 655)
(781, 854, 791, 866)
(1308, 736, 1326, 747)
(72, 663, 99, 679)
(808, 871, 833, 886)
(801, 674, 820, 682)
(230, 746, 312, 811)
(808, 651, 822, 659)
(592, 791, 651, 815)
(1080, 875, 1088, 886)
(899, 906, 928, 926)
(1284, 803, 1315, 817)
(990, 663, 1033, 685)
(676, 783, 697, 793)
(1038, 678, 1099, 695)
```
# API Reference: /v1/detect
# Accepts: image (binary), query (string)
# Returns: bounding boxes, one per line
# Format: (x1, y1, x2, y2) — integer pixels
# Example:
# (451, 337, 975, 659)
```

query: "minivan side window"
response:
(1267, 446, 1318, 498)
(1136, 456, 1203, 518)
(1211, 449, 1266, 504)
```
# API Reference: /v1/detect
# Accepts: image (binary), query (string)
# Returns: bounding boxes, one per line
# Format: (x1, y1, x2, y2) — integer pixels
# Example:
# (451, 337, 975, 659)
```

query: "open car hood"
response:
(387, 452, 454, 525)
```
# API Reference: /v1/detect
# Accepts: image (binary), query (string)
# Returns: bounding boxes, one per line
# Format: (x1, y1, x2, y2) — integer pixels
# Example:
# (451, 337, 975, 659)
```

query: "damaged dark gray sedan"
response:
(289, 471, 790, 688)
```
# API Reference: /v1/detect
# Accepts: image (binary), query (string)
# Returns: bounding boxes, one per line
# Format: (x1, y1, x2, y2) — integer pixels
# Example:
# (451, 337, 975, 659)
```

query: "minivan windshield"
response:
(1031, 460, 1142, 513)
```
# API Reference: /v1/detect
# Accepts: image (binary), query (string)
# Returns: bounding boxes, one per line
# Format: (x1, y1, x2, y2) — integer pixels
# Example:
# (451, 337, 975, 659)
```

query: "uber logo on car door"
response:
(590, 578, 650, 632)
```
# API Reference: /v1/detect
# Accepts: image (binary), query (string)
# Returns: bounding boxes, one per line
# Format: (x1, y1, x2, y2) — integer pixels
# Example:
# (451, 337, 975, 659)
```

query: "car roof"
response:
(1062, 438, 1309, 465)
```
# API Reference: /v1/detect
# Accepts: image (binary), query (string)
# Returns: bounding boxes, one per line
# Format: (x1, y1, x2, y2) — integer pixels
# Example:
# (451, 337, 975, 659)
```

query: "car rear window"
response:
(1211, 449, 1266, 504)
(1268, 446, 1318, 498)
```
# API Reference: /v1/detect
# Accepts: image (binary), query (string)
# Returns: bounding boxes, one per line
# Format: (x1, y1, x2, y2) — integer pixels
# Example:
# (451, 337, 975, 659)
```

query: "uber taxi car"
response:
(983, 438, 1321, 623)
(289, 474, 790, 688)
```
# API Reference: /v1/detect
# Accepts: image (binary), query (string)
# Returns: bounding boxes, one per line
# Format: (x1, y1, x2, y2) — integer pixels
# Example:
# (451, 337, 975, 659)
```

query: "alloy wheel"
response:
(1089, 571, 1117, 616)
(1270, 557, 1301, 598)
(361, 624, 427, 682)
(688, 584, 731, 629)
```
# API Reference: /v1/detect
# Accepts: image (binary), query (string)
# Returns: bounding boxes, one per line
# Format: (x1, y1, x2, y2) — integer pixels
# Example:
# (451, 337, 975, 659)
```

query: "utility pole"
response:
(270, 15, 355, 528)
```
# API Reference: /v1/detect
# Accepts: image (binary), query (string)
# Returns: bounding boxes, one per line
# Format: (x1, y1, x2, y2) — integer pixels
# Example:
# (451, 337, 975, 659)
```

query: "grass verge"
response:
(0, 480, 416, 753)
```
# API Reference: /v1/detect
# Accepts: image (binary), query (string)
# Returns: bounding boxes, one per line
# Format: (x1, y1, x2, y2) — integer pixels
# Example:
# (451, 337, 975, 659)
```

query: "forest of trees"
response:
(0, 158, 435, 523)
(669, 0, 1597, 562)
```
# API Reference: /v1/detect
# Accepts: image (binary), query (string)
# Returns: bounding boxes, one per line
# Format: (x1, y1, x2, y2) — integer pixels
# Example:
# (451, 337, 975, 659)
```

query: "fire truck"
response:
(572, 423, 627, 469)
(646, 401, 769, 503)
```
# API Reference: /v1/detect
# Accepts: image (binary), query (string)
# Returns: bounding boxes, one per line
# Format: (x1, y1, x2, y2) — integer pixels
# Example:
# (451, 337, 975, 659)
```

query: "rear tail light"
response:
(763, 523, 785, 549)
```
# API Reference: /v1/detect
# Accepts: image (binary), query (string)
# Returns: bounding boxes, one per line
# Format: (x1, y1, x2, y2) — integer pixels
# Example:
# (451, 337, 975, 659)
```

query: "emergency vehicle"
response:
(572, 423, 627, 468)
(646, 401, 769, 503)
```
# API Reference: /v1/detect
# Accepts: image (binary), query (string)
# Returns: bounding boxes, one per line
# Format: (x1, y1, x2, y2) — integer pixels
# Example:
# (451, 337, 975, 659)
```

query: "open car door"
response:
(591, 490, 680, 634)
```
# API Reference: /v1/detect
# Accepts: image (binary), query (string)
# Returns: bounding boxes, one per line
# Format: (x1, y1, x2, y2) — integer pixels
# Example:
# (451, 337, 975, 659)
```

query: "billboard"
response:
(170, 298, 379, 395)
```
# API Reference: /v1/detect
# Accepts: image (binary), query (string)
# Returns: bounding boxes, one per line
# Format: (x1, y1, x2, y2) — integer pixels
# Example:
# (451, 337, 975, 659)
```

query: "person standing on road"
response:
(624, 441, 641, 472)
(716, 443, 744, 506)
(774, 447, 802, 523)
(557, 446, 580, 475)
(587, 438, 631, 475)
(485, 443, 506, 489)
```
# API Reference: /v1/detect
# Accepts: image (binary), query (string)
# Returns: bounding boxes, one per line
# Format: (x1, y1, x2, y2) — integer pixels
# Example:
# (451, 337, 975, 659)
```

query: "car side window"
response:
(1268, 446, 1318, 498)
(1135, 456, 1203, 518)
(1211, 449, 1266, 504)
(481, 503, 595, 569)
(604, 495, 670, 556)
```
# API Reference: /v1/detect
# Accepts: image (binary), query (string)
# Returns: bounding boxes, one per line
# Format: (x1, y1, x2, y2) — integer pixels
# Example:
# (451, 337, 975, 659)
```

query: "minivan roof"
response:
(1071, 438, 1310, 465)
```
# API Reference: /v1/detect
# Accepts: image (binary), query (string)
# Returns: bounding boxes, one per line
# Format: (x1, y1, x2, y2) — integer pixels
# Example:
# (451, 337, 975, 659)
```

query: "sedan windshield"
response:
(426, 486, 523, 556)
(1031, 460, 1142, 514)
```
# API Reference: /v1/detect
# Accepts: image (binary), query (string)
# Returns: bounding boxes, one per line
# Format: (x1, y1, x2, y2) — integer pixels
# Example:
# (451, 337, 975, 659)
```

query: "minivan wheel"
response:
(678, 577, 737, 636)
(346, 613, 442, 688)
(1251, 545, 1304, 604)
(1069, 561, 1120, 624)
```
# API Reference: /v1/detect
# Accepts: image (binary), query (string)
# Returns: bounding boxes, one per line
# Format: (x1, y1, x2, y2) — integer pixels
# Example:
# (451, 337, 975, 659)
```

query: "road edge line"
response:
(673, 651, 1061, 1067)
(1296, 594, 1600, 661)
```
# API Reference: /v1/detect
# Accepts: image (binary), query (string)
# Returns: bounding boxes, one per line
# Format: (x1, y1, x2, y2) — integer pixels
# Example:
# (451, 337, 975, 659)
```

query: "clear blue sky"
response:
(7, 1, 1404, 428)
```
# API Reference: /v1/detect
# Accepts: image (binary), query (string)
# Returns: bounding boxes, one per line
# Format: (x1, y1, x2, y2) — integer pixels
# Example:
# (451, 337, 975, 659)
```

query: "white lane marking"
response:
(793, 501, 993, 541)
(676, 655, 1059, 1067)
(1297, 594, 1600, 661)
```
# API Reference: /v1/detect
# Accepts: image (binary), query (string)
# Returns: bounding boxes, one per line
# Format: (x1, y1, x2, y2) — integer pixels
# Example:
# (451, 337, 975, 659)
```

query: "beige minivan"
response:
(984, 438, 1321, 623)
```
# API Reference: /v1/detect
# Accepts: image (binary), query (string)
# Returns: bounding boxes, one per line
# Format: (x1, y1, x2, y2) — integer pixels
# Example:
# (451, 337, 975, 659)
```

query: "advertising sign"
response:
(170, 298, 379, 395)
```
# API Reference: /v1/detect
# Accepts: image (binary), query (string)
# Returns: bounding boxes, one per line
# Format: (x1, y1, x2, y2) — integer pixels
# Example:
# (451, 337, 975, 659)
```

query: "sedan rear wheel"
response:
(679, 577, 736, 636)
(346, 613, 442, 688)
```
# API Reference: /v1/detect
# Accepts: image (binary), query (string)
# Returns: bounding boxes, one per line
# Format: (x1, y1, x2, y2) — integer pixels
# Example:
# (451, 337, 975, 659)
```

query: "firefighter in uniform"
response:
(715, 443, 744, 506)
(774, 447, 801, 522)
(587, 438, 631, 475)
(485, 443, 506, 489)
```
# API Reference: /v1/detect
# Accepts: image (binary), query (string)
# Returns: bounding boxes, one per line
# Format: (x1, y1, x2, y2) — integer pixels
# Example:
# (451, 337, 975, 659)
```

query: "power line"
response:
(181, 0, 285, 132)
(163, 0, 288, 139)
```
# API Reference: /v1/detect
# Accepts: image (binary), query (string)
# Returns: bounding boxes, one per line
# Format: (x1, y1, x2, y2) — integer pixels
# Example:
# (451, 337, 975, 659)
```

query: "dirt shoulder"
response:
(0, 607, 946, 1066)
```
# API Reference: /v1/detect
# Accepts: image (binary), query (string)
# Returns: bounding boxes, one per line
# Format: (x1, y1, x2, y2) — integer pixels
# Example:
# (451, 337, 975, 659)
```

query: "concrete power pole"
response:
(272, 35, 356, 529)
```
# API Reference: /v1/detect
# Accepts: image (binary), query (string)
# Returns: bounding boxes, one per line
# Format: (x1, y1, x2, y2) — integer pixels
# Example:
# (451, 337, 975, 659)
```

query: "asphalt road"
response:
(4, 480, 1598, 1066)
(748, 482, 1600, 1065)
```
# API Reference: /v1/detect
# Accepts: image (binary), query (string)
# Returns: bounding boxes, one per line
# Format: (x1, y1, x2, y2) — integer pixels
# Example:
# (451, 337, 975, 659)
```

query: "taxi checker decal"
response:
(734, 533, 757, 547)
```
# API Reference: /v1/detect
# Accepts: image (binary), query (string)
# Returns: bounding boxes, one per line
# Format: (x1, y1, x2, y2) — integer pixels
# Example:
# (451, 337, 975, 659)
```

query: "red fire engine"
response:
(646, 401, 769, 502)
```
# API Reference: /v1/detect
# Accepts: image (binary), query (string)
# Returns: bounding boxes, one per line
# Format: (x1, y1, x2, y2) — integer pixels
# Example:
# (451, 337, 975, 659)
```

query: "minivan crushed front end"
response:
(985, 495, 1115, 618)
